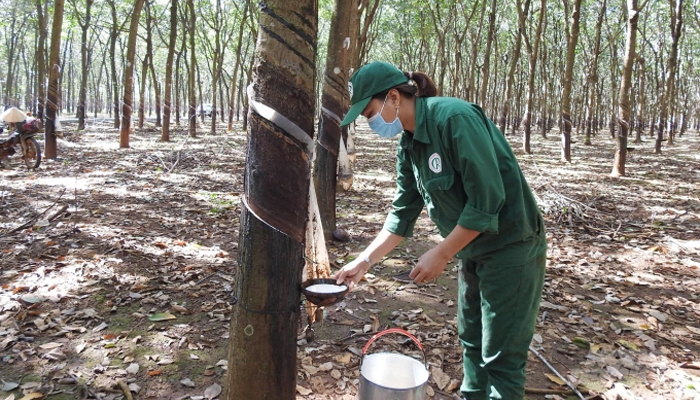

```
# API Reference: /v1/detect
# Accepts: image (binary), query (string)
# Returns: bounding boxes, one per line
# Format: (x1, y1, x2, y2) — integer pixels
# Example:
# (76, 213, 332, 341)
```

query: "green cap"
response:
(340, 61, 408, 127)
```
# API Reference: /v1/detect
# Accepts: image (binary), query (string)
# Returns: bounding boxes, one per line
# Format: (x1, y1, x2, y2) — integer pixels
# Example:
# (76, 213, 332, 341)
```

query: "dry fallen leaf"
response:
(18, 393, 44, 400)
(204, 383, 222, 399)
(296, 385, 312, 396)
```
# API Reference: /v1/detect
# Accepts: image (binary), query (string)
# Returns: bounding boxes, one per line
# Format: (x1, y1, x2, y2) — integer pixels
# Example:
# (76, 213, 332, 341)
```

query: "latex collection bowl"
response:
(302, 278, 349, 306)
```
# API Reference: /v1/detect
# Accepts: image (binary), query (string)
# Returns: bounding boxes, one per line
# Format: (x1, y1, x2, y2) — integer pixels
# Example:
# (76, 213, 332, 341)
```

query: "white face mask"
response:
(367, 95, 403, 138)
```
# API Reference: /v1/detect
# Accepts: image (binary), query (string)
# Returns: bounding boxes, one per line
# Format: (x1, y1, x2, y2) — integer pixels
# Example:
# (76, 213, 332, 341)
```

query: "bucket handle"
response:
(361, 328, 427, 369)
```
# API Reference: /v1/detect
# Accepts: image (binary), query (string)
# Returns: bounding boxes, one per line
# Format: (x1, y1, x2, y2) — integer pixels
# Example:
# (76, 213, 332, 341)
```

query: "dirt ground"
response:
(1, 118, 699, 400)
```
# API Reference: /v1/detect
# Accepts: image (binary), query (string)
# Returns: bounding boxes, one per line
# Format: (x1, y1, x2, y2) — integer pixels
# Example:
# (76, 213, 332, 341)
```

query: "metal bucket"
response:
(357, 328, 429, 400)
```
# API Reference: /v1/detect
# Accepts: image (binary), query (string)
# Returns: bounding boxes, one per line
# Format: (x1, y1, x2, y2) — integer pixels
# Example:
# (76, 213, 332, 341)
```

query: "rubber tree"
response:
(499, 0, 527, 135)
(161, 0, 177, 141)
(612, 0, 645, 177)
(225, 1, 317, 399)
(521, 0, 546, 154)
(35, 0, 47, 120)
(75, 0, 94, 130)
(119, 0, 146, 148)
(314, 0, 355, 240)
(560, 0, 582, 162)
(655, 0, 683, 152)
(44, 0, 65, 159)
(584, 0, 606, 146)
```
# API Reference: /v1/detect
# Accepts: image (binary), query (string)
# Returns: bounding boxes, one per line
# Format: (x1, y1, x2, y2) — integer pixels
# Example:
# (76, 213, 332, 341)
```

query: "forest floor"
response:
(0, 118, 699, 400)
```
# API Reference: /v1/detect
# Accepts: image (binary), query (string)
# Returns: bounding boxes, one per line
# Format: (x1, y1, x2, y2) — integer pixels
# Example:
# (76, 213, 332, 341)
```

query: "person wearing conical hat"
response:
(334, 61, 547, 400)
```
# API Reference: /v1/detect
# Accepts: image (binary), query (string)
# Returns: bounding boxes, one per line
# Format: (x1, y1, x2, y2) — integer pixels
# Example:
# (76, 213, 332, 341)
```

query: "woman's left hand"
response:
(408, 246, 451, 284)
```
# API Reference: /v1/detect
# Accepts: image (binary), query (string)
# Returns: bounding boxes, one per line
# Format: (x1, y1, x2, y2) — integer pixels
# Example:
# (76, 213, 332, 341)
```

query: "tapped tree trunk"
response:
(227, 1, 250, 131)
(656, 0, 683, 152)
(612, 0, 642, 177)
(584, 0, 606, 146)
(560, 0, 582, 162)
(187, 0, 197, 138)
(162, 0, 178, 141)
(119, 0, 146, 148)
(479, 0, 497, 107)
(108, 0, 120, 128)
(500, 0, 527, 135)
(35, 0, 47, 120)
(225, 1, 317, 399)
(520, 0, 545, 154)
(314, 0, 355, 240)
(44, 0, 65, 159)
(76, 0, 93, 130)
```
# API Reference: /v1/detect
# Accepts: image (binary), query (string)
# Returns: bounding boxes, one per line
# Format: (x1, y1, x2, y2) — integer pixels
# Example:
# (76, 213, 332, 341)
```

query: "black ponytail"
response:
(371, 70, 438, 100)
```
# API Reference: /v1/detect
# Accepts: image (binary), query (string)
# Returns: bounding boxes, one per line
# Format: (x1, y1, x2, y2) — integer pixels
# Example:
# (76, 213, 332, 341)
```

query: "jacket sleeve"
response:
(383, 145, 424, 237)
(443, 112, 505, 233)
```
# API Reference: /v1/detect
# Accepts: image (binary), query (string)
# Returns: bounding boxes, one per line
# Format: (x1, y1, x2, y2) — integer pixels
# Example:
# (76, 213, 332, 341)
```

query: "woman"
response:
(333, 61, 547, 400)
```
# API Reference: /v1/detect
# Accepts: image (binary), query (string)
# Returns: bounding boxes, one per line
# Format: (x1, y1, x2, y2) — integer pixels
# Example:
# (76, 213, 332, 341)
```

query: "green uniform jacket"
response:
(383, 97, 546, 267)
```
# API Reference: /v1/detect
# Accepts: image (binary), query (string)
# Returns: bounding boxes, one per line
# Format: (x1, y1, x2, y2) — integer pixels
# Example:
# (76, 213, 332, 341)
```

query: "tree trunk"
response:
(560, 0, 582, 162)
(44, 0, 64, 159)
(521, 0, 545, 153)
(76, 0, 93, 130)
(584, 0, 606, 146)
(187, 0, 197, 137)
(35, 0, 47, 120)
(479, 0, 497, 106)
(612, 0, 642, 177)
(500, 0, 528, 135)
(634, 56, 645, 143)
(314, 0, 354, 240)
(225, 1, 317, 399)
(162, 0, 178, 141)
(108, 0, 120, 128)
(227, 1, 250, 131)
(656, 0, 683, 152)
(147, 3, 161, 128)
(119, 0, 146, 148)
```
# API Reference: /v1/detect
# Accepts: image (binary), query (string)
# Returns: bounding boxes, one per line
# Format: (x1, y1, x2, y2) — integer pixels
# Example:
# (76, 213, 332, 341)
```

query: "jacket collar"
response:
(399, 97, 431, 150)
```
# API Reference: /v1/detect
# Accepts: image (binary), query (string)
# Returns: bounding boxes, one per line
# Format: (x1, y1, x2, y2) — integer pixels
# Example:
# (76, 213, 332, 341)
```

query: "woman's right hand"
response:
(332, 257, 370, 290)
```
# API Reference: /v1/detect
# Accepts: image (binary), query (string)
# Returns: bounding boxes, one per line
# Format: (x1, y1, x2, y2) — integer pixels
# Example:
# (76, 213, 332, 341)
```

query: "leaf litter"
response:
(0, 121, 698, 399)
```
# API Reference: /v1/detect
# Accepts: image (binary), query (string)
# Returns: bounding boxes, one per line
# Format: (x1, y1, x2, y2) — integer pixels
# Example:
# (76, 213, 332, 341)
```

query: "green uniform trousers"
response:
(458, 254, 546, 400)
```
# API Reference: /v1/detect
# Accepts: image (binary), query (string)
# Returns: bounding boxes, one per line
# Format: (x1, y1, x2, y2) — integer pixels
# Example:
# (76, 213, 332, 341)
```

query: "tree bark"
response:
(656, 0, 683, 152)
(108, 0, 121, 128)
(76, 0, 93, 130)
(584, 0, 606, 146)
(227, 1, 250, 131)
(44, 0, 65, 159)
(162, 0, 178, 141)
(187, 0, 197, 137)
(612, 0, 642, 177)
(314, 0, 354, 240)
(560, 0, 582, 162)
(225, 1, 317, 399)
(119, 0, 146, 148)
(479, 0, 497, 107)
(500, 0, 528, 135)
(521, 0, 545, 154)
(35, 0, 47, 120)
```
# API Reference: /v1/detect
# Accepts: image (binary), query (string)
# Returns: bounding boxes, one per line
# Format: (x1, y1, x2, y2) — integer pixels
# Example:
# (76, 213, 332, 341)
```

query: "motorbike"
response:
(0, 120, 42, 169)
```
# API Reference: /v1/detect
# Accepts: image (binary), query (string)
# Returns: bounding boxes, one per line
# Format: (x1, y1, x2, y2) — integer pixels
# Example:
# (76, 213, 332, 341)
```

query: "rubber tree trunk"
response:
(560, 0, 582, 162)
(655, 0, 683, 152)
(584, 0, 606, 146)
(612, 0, 641, 177)
(314, 0, 354, 240)
(227, 1, 250, 132)
(187, 0, 197, 138)
(479, 0, 497, 107)
(521, 0, 545, 154)
(35, 0, 47, 120)
(500, 0, 527, 135)
(119, 0, 146, 148)
(225, 1, 317, 399)
(44, 0, 64, 159)
(161, 0, 177, 141)
(77, 0, 93, 130)
(108, 0, 120, 128)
